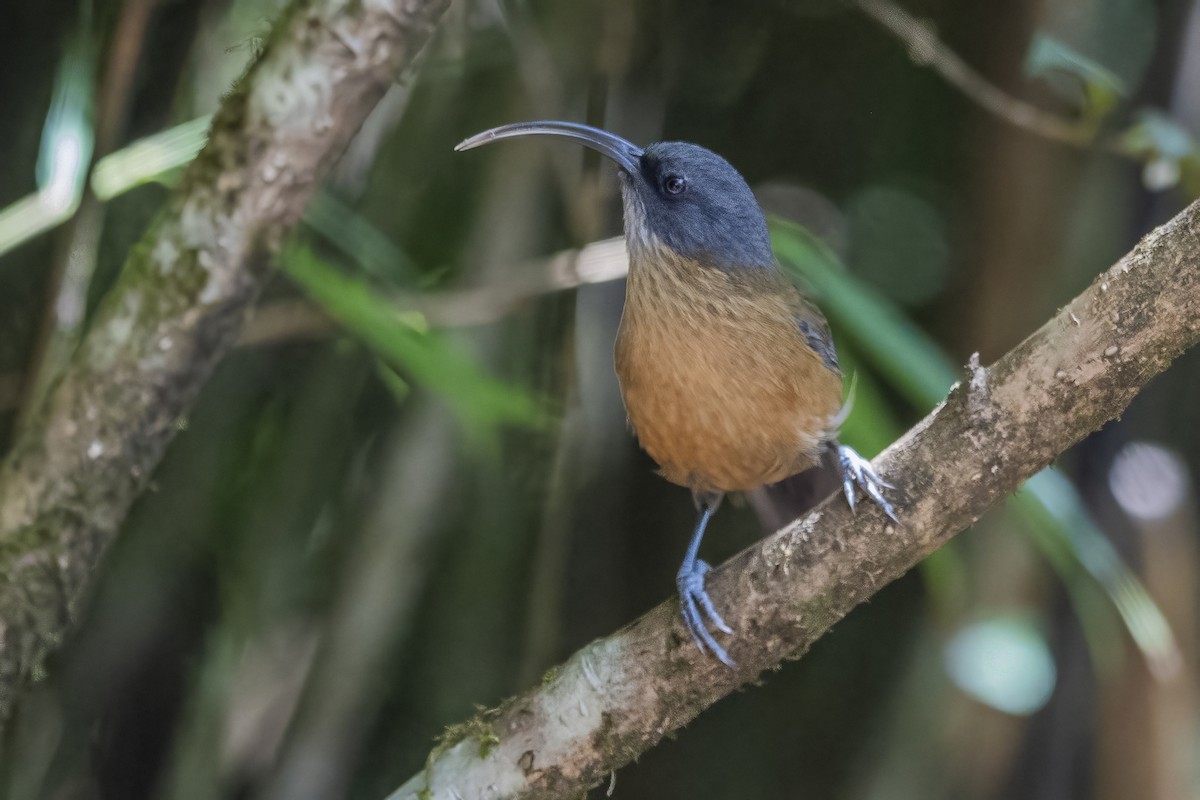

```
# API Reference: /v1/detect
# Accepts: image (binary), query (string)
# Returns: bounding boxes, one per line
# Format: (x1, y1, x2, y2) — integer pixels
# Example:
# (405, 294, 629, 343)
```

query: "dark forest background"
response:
(2, 0, 1200, 797)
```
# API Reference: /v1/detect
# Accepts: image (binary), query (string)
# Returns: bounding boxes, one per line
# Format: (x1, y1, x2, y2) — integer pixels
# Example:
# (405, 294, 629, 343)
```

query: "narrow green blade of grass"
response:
(0, 23, 94, 260)
(304, 192, 422, 284)
(771, 219, 955, 404)
(282, 244, 548, 436)
(91, 115, 211, 200)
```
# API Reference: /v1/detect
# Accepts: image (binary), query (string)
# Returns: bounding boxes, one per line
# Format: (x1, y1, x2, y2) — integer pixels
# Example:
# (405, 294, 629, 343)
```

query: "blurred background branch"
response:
(0, 0, 451, 736)
(849, 0, 1109, 147)
(15, 0, 158, 432)
(850, 0, 1200, 197)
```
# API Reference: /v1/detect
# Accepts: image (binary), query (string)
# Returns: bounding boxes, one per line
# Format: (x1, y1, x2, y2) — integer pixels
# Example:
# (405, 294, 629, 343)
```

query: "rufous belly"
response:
(614, 307, 842, 495)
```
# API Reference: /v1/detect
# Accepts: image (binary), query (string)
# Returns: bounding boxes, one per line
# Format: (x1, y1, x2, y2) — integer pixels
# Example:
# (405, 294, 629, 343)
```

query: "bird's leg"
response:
(836, 443, 898, 522)
(677, 491, 735, 667)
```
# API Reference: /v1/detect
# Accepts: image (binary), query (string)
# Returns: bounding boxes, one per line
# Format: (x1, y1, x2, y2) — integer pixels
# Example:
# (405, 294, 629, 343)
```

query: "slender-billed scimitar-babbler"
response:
(456, 121, 896, 667)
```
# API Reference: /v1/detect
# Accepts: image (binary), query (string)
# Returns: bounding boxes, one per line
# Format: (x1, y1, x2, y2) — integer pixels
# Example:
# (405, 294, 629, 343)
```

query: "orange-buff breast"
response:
(614, 254, 843, 495)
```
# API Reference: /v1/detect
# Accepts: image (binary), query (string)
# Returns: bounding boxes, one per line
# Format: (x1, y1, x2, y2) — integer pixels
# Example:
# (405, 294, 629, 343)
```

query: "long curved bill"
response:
(455, 120, 643, 173)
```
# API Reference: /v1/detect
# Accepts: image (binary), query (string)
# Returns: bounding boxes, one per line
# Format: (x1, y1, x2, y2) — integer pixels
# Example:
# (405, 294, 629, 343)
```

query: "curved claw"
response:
(841, 471, 858, 514)
(837, 445, 899, 522)
(677, 560, 735, 667)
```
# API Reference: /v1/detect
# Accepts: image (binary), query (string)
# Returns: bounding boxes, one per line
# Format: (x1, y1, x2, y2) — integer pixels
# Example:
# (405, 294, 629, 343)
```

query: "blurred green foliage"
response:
(1025, 33, 1126, 127)
(282, 244, 548, 439)
(775, 219, 1179, 678)
(1, 0, 1199, 798)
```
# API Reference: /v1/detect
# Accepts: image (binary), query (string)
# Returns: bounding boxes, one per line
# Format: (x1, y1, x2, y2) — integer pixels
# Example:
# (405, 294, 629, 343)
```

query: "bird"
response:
(456, 121, 896, 667)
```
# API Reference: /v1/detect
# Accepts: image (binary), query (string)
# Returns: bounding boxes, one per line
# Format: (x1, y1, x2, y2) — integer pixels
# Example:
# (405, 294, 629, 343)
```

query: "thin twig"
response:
(0, 237, 632, 413)
(388, 197, 1200, 799)
(849, 0, 1124, 152)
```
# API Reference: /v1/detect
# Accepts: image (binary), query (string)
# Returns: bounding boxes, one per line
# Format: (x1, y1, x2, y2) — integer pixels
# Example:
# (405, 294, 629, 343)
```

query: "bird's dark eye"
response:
(663, 175, 687, 195)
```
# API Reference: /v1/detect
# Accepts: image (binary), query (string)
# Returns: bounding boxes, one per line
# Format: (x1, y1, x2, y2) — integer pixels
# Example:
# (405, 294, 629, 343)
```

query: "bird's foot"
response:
(837, 445, 898, 522)
(677, 559, 735, 667)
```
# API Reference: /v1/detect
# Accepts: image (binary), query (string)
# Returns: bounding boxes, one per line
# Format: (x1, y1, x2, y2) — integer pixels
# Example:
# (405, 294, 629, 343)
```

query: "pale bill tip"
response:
(453, 131, 495, 152)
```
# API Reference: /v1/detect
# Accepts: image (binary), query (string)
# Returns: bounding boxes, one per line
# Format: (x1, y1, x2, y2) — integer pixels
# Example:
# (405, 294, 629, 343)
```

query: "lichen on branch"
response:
(0, 0, 451, 732)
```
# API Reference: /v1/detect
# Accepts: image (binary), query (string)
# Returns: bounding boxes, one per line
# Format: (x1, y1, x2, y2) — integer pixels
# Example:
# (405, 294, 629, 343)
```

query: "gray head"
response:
(456, 121, 775, 272)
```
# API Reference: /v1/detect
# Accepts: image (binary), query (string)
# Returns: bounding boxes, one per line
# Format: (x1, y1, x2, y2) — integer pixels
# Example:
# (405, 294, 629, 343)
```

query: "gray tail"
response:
(744, 445, 841, 532)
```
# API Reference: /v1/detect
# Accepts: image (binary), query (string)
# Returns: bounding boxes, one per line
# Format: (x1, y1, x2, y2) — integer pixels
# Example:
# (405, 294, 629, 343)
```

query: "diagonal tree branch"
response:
(0, 0, 450, 733)
(389, 199, 1200, 800)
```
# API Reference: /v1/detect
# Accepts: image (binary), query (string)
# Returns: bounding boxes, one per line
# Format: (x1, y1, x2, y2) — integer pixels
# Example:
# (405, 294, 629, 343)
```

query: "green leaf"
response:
(831, 347, 900, 458)
(374, 360, 412, 402)
(1120, 110, 1196, 160)
(770, 219, 956, 406)
(305, 191, 423, 284)
(282, 244, 548, 435)
(1025, 33, 1126, 125)
(1115, 111, 1200, 193)
(0, 19, 96, 259)
(36, 16, 95, 209)
(91, 115, 211, 200)
(1017, 472, 1180, 678)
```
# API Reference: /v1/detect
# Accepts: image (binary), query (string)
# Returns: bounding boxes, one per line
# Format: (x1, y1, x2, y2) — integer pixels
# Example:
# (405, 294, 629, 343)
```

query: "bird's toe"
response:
(677, 563, 735, 666)
(837, 444, 898, 522)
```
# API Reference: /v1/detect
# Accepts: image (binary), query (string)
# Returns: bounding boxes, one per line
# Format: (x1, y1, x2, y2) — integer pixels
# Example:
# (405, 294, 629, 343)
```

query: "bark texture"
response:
(390, 200, 1200, 800)
(0, 0, 450, 731)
